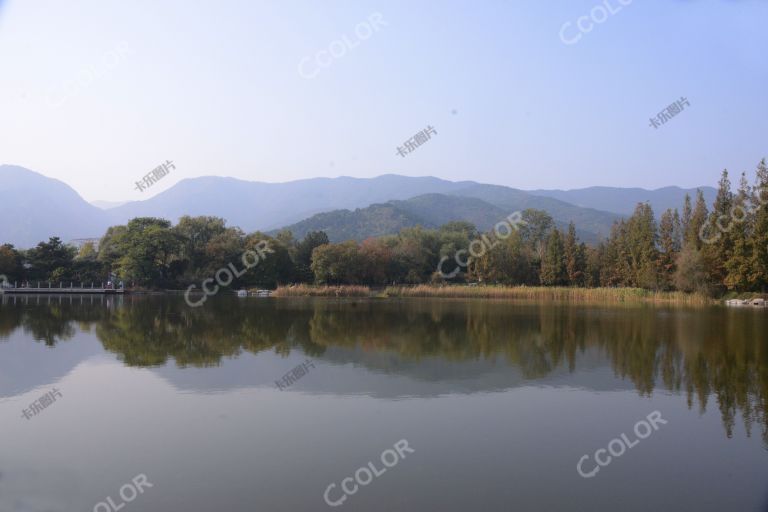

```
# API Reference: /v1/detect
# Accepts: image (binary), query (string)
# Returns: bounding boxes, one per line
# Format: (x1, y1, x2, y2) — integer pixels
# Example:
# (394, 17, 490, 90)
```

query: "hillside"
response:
(449, 184, 621, 240)
(277, 193, 609, 243)
(0, 165, 111, 248)
(278, 194, 510, 242)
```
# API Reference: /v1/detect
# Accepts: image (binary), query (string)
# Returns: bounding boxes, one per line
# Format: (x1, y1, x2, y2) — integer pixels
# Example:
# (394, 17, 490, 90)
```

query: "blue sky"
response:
(0, 0, 766, 201)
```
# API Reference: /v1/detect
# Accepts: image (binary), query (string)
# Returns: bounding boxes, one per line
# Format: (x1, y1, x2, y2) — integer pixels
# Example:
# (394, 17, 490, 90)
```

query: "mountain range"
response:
(0, 164, 716, 248)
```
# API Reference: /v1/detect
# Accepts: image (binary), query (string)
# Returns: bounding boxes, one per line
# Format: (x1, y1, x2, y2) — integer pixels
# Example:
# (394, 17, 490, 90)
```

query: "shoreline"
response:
(271, 284, 720, 305)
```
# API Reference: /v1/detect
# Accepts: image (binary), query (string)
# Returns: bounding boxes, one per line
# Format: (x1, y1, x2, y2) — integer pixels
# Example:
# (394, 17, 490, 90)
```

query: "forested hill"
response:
(277, 193, 616, 243)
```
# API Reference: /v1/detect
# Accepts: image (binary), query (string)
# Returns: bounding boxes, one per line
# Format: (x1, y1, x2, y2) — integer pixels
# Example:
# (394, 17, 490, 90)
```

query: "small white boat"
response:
(255, 289, 271, 297)
(236, 289, 248, 297)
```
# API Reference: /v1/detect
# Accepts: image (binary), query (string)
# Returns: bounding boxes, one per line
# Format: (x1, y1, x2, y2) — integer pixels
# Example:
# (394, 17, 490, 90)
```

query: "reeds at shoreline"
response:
(272, 284, 371, 297)
(272, 284, 715, 304)
(383, 285, 714, 304)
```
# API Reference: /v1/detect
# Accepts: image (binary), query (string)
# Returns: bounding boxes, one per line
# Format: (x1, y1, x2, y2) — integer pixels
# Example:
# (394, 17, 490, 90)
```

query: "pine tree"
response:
(724, 173, 753, 291)
(686, 189, 709, 250)
(564, 222, 586, 286)
(659, 208, 681, 289)
(540, 228, 568, 286)
(750, 159, 768, 290)
(703, 170, 734, 291)
(627, 203, 660, 289)
(681, 194, 692, 242)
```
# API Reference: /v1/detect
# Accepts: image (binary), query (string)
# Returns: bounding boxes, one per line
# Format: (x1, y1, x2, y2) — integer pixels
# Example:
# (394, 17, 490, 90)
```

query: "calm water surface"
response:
(0, 295, 766, 512)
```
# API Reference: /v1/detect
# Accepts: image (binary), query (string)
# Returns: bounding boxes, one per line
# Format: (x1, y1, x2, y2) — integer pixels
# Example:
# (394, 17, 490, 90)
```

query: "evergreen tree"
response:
(563, 222, 586, 286)
(659, 209, 681, 289)
(681, 194, 692, 242)
(686, 189, 709, 250)
(724, 173, 753, 291)
(750, 159, 768, 290)
(703, 170, 734, 291)
(540, 228, 568, 286)
(295, 231, 330, 282)
(625, 203, 660, 289)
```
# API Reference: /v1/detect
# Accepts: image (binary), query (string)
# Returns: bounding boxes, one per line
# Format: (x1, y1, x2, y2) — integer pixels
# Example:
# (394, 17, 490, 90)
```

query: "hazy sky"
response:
(1, 0, 766, 202)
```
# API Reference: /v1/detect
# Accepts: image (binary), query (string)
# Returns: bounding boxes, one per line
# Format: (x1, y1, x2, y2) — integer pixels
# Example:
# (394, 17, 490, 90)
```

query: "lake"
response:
(1, 295, 766, 512)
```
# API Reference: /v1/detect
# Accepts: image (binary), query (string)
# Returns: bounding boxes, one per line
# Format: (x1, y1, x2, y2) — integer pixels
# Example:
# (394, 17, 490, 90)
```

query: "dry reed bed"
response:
(273, 284, 371, 297)
(274, 284, 714, 304)
(384, 285, 714, 305)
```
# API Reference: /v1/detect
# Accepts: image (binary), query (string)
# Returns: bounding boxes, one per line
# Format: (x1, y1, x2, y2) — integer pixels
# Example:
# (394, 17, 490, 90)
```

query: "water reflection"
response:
(1, 294, 766, 444)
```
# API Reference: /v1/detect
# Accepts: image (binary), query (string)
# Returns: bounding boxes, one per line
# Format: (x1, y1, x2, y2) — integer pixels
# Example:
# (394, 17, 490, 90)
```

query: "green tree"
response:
(471, 229, 536, 285)
(563, 222, 586, 286)
(113, 218, 183, 287)
(658, 209, 681, 289)
(686, 189, 709, 250)
(311, 241, 364, 284)
(519, 209, 553, 261)
(242, 234, 294, 287)
(724, 173, 753, 291)
(750, 159, 768, 290)
(27, 237, 76, 282)
(674, 245, 710, 294)
(540, 228, 568, 286)
(174, 216, 228, 278)
(295, 231, 329, 282)
(0, 244, 23, 283)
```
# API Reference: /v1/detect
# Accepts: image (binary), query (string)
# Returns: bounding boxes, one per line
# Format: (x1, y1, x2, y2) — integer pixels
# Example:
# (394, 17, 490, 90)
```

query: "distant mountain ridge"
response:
(529, 186, 718, 216)
(0, 165, 712, 248)
(0, 165, 111, 248)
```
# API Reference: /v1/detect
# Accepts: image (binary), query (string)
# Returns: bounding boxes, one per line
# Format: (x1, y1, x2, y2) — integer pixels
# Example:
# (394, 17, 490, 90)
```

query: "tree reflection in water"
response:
(1, 294, 766, 444)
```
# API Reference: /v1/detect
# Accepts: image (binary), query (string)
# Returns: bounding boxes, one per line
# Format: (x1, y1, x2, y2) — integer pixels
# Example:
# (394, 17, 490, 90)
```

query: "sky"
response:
(0, 0, 766, 202)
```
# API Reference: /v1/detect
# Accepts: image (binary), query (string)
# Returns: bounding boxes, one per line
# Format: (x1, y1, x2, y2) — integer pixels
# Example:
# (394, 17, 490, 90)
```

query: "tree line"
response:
(0, 160, 766, 295)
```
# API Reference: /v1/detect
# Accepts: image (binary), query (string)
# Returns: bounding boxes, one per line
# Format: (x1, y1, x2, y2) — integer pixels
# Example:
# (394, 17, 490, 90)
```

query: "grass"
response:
(273, 284, 371, 297)
(273, 283, 715, 304)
